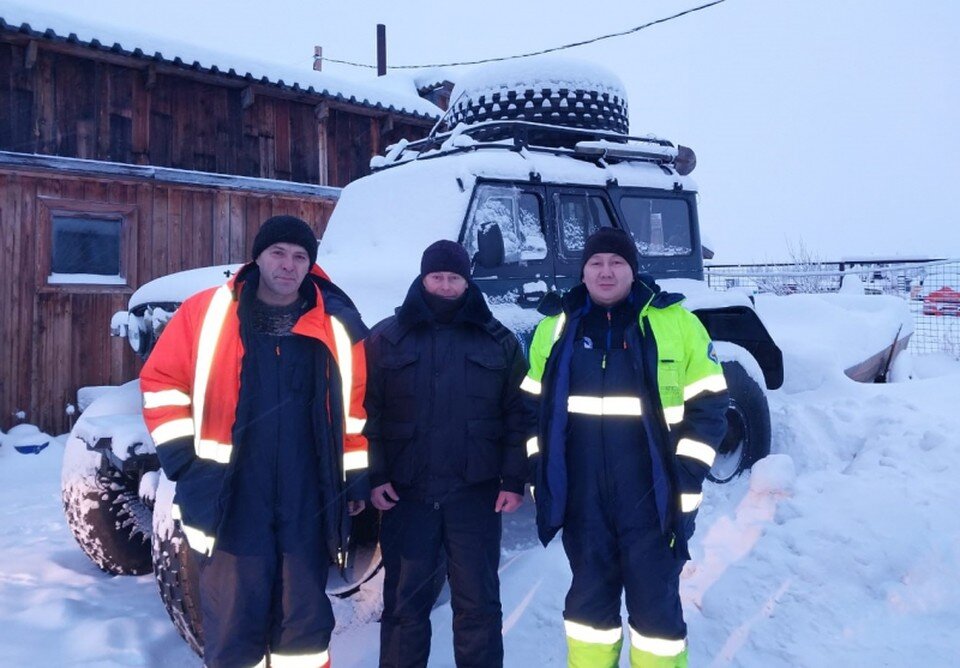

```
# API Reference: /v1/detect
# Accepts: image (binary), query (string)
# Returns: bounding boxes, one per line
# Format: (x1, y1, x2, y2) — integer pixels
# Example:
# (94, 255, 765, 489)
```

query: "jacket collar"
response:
(394, 277, 493, 331)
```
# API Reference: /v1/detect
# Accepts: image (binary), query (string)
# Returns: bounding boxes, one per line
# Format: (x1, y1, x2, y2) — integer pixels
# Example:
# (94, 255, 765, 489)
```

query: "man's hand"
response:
(347, 500, 366, 516)
(371, 483, 400, 511)
(494, 491, 523, 513)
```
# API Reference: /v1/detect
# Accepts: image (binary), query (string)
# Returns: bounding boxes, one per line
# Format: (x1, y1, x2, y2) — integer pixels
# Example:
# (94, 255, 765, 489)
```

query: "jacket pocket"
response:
(657, 359, 683, 409)
(380, 352, 418, 398)
(173, 461, 227, 535)
(465, 352, 506, 400)
(380, 420, 417, 483)
(465, 419, 504, 482)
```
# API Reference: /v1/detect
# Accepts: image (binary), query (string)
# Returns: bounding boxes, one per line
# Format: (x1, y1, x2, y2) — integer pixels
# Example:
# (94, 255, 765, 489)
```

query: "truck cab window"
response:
(463, 185, 546, 265)
(620, 197, 693, 257)
(556, 193, 613, 260)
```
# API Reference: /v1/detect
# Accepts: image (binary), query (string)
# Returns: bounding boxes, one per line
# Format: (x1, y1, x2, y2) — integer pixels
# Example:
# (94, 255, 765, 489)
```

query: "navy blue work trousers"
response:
(379, 483, 504, 668)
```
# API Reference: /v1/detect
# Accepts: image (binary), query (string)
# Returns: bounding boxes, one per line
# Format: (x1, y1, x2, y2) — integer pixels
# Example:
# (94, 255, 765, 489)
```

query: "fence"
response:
(704, 259, 960, 358)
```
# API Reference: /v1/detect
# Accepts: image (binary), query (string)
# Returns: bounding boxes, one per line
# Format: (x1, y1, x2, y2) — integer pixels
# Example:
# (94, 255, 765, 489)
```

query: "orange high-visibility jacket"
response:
(140, 264, 368, 557)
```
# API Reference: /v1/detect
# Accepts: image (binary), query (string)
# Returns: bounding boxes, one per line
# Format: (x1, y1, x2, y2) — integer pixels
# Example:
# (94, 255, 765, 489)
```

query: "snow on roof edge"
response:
(0, 7, 442, 121)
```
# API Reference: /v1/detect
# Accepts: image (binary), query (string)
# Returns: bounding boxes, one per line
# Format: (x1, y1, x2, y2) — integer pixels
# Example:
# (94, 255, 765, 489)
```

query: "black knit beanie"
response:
(420, 240, 471, 280)
(581, 227, 639, 275)
(251, 215, 318, 266)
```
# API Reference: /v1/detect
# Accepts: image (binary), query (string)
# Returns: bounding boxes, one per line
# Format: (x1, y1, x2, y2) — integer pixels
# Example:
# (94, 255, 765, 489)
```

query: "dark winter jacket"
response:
(525, 278, 729, 558)
(364, 278, 529, 500)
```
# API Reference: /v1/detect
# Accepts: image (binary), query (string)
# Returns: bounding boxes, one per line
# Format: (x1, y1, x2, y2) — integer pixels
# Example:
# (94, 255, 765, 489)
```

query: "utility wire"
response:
(317, 0, 726, 70)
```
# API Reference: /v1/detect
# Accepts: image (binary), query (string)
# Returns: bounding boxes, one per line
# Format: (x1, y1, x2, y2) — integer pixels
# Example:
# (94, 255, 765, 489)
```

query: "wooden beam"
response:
(315, 102, 331, 123)
(24, 40, 38, 70)
(241, 86, 255, 110)
(145, 64, 157, 90)
(379, 115, 394, 138)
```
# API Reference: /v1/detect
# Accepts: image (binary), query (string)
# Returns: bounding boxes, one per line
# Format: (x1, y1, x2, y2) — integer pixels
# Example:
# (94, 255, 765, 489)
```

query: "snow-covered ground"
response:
(2, 322, 959, 665)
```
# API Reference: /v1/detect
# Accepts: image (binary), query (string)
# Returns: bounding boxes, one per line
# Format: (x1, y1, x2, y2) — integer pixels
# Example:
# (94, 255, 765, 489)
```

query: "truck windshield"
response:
(619, 197, 693, 257)
(462, 184, 547, 265)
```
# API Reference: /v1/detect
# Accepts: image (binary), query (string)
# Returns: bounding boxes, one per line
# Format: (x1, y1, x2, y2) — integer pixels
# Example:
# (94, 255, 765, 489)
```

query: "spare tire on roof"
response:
(444, 57, 630, 137)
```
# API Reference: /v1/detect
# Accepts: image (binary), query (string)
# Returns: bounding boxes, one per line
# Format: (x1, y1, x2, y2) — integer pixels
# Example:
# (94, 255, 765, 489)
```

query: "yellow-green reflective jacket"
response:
(522, 281, 728, 556)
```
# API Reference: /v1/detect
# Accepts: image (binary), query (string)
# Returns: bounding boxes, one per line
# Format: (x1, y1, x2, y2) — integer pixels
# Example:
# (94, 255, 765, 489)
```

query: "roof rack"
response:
(370, 120, 696, 175)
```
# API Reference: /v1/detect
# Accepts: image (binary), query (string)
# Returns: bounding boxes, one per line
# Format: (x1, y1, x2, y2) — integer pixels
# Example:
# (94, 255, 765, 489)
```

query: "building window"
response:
(51, 216, 122, 280)
(40, 198, 138, 290)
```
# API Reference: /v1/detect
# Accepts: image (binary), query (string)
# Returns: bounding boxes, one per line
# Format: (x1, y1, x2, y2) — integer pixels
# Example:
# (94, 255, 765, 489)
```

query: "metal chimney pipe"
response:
(377, 24, 386, 76)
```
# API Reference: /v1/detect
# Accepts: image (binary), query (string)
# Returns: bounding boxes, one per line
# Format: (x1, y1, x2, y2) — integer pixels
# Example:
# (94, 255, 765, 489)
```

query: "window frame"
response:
(38, 198, 138, 292)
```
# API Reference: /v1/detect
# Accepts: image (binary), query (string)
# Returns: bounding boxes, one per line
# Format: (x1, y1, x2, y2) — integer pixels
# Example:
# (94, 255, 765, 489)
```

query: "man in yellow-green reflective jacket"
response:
(523, 228, 728, 668)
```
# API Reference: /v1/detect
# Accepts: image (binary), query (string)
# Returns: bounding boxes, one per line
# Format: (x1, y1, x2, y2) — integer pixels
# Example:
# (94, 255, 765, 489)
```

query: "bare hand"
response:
(347, 500, 366, 516)
(371, 482, 399, 511)
(494, 491, 523, 513)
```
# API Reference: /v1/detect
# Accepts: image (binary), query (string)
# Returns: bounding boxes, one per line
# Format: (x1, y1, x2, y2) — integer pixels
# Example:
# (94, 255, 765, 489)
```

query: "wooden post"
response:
(377, 24, 386, 77)
(314, 46, 322, 72)
(25, 40, 38, 70)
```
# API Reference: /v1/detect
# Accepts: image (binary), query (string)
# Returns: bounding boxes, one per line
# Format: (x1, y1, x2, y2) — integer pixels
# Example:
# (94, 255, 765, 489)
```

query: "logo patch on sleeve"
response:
(707, 342, 720, 364)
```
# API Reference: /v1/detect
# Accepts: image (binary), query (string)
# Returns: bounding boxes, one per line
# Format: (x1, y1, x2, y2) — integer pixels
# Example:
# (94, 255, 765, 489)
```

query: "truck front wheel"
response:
(61, 433, 153, 575)
(707, 360, 772, 484)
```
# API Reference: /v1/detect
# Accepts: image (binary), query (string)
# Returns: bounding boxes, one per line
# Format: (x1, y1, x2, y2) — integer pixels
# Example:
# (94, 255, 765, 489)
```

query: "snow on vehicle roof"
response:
(0, 3, 441, 120)
(128, 264, 242, 309)
(319, 144, 695, 327)
(449, 56, 628, 109)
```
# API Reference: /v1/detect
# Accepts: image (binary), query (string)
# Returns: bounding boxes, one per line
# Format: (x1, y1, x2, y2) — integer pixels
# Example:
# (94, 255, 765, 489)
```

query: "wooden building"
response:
(0, 15, 440, 432)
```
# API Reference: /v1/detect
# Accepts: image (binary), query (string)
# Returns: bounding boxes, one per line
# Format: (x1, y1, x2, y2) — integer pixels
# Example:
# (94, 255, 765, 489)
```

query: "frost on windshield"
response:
(620, 197, 693, 258)
(463, 185, 546, 265)
(557, 194, 614, 258)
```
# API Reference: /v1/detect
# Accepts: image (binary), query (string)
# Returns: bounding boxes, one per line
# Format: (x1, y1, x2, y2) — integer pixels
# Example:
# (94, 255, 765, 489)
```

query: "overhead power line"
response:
(317, 0, 727, 70)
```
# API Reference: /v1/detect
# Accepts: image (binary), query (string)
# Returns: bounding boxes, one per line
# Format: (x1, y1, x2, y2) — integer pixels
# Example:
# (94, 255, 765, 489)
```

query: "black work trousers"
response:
(199, 543, 332, 668)
(379, 483, 504, 668)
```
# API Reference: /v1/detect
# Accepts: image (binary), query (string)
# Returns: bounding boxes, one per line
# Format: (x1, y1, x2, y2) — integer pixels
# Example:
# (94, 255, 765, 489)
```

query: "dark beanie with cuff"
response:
(420, 240, 471, 280)
(581, 227, 639, 275)
(251, 215, 318, 266)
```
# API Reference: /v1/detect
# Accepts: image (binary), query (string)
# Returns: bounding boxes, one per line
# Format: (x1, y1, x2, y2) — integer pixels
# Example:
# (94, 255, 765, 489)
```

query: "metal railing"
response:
(704, 259, 960, 358)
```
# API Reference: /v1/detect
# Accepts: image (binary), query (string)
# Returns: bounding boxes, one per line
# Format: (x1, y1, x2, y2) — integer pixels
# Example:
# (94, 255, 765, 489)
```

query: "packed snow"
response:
(2, 292, 958, 665)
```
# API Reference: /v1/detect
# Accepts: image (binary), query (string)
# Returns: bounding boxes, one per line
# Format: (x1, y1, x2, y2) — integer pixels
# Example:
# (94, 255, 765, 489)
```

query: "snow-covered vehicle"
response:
(320, 58, 784, 484)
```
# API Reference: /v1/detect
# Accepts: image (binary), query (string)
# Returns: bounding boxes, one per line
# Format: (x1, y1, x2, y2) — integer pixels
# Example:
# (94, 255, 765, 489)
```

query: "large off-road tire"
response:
(327, 505, 384, 598)
(152, 521, 204, 656)
(707, 360, 772, 484)
(152, 475, 204, 657)
(61, 435, 153, 575)
(446, 86, 629, 135)
(444, 62, 630, 140)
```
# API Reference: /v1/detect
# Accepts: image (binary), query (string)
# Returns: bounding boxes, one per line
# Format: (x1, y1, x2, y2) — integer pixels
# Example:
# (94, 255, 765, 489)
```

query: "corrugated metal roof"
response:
(0, 15, 442, 122)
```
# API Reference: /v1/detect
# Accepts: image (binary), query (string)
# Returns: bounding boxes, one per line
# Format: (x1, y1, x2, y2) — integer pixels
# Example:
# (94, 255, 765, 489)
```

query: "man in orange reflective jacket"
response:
(140, 215, 369, 668)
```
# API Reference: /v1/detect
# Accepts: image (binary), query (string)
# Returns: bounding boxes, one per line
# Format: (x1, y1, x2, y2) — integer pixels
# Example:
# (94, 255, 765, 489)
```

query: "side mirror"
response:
(476, 223, 505, 269)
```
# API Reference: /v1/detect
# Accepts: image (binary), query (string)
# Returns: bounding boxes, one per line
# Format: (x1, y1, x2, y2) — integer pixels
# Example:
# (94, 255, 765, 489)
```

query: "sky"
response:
(2, 0, 958, 263)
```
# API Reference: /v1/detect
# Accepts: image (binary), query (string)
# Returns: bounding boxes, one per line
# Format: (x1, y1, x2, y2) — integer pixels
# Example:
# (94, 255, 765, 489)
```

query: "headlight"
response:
(127, 312, 144, 355)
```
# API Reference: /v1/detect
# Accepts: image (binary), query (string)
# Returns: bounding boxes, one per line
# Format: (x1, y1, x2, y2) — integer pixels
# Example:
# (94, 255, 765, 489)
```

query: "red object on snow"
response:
(922, 287, 960, 316)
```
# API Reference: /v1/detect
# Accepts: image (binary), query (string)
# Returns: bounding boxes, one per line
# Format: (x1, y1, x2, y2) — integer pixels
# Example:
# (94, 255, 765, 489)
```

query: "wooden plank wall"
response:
(0, 41, 335, 184)
(0, 168, 336, 433)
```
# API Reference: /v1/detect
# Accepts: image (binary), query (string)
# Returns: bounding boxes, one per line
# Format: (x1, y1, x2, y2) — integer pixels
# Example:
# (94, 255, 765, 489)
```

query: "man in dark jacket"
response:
(523, 228, 728, 668)
(365, 240, 529, 668)
(141, 216, 369, 668)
